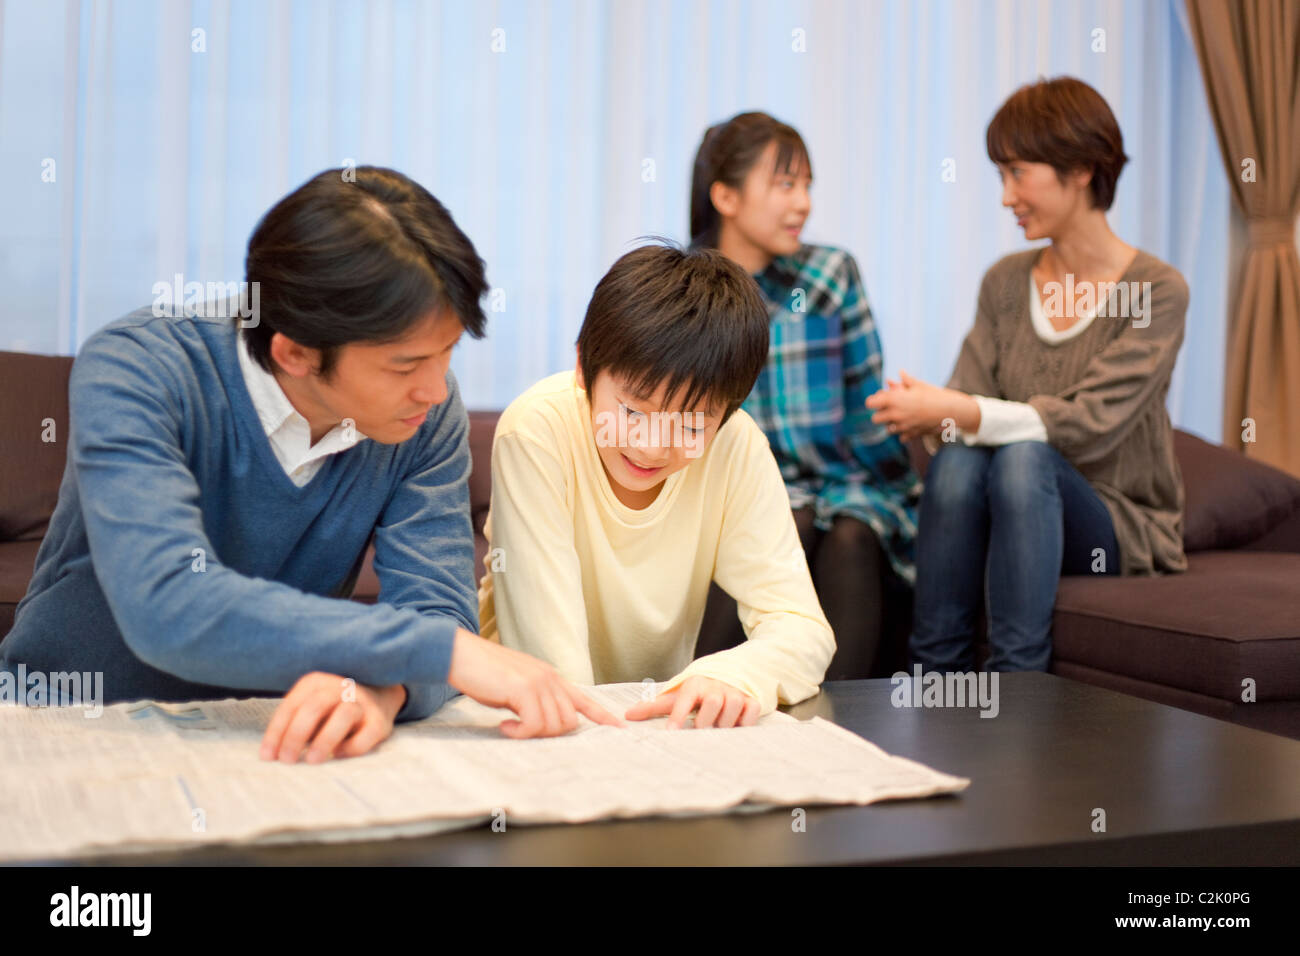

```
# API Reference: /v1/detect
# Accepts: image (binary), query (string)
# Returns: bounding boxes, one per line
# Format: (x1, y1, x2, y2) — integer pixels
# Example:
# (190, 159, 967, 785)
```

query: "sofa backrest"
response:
(2, 346, 1296, 555)
(0, 351, 74, 541)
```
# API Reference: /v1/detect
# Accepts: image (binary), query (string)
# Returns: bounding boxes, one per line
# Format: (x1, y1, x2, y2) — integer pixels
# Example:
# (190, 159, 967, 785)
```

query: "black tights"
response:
(696, 508, 908, 680)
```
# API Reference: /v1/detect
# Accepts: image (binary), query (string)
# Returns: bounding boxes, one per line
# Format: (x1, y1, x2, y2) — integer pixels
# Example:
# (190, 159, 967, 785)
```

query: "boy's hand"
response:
(260, 672, 405, 763)
(624, 676, 760, 729)
(447, 629, 625, 737)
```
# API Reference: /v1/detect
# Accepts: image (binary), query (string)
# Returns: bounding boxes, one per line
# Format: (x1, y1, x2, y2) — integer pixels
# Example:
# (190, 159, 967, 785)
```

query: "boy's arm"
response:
(662, 423, 835, 715)
(68, 334, 459, 698)
(482, 428, 595, 684)
(369, 373, 480, 722)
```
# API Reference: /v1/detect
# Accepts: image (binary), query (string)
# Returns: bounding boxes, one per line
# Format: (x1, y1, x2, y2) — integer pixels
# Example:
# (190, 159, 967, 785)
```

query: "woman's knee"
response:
(922, 443, 991, 512)
(986, 441, 1060, 509)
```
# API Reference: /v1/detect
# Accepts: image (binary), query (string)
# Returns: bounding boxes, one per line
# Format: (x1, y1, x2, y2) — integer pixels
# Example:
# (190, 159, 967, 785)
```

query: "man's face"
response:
(580, 366, 725, 509)
(290, 309, 464, 444)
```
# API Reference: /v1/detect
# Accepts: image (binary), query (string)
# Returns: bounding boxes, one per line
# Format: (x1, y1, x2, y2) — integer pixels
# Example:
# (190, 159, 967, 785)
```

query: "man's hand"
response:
(624, 676, 760, 729)
(447, 629, 625, 738)
(260, 672, 405, 763)
(865, 370, 979, 441)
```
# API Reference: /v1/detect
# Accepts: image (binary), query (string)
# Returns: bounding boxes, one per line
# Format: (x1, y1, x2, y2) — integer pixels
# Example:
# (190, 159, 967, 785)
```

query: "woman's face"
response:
(997, 158, 1091, 241)
(717, 140, 812, 262)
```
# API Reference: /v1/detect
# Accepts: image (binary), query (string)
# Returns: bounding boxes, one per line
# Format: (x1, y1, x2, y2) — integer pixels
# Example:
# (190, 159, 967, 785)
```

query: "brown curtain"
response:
(1186, 0, 1300, 477)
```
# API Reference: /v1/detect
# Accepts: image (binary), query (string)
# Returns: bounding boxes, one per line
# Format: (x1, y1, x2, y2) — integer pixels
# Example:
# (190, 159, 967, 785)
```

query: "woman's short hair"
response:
(986, 76, 1128, 211)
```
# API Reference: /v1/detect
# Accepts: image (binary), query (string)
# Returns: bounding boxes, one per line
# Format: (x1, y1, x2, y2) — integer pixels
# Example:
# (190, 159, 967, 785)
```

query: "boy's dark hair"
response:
(689, 111, 811, 249)
(577, 242, 769, 425)
(243, 166, 488, 377)
(986, 76, 1128, 211)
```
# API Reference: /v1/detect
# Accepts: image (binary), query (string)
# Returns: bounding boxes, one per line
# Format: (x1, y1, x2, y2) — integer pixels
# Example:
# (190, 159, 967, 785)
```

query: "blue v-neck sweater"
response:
(1, 307, 477, 721)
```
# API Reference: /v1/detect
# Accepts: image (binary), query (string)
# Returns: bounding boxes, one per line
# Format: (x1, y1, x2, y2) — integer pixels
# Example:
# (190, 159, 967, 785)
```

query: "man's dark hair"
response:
(577, 242, 769, 425)
(986, 76, 1128, 211)
(243, 166, 488, 377)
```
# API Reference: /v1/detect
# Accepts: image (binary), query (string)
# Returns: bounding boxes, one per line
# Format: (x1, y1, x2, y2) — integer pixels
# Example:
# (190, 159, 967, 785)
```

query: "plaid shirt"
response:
(743, 244, 921, 584)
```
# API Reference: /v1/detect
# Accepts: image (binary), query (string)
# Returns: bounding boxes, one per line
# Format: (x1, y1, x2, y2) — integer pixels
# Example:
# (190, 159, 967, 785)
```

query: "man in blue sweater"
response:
(0, 166, 620, 762)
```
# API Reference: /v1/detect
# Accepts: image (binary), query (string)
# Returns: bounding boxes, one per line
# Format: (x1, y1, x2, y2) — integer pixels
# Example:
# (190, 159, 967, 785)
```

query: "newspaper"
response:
(0, 682, 970, 861)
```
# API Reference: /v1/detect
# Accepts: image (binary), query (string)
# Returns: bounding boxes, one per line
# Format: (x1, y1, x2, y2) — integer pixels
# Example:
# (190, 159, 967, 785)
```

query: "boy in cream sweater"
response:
(478, 244, 834, 728)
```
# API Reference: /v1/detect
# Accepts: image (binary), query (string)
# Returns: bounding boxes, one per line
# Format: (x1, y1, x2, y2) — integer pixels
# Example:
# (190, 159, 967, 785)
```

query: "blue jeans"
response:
(909, 441, 1119, 673)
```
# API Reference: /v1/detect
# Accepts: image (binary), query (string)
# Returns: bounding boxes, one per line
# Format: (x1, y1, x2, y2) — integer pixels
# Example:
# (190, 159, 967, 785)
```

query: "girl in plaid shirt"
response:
(690, 111, 921, 679)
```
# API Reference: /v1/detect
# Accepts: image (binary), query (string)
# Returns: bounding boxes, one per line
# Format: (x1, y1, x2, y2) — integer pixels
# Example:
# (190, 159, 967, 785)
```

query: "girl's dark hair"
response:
(986, 76, 1128, 211)
(577, 242, 768, 425)
(689, 111, 811, 248)
(243, 165, 488, 377)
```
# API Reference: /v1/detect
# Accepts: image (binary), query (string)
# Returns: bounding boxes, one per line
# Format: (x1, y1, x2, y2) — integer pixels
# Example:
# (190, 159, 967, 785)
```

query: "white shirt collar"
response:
(236, 333, 368, 479)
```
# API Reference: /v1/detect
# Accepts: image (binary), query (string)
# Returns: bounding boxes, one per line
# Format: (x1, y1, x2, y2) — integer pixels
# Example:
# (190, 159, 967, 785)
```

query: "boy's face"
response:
(275, 308, 464, 445)
(578, 365, 726, 509)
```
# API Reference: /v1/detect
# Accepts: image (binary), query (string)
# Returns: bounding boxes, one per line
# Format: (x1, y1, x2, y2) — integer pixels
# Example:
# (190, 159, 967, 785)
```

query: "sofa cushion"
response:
(0, 352, 74, 541)
(0, 538, 44, 637)
(1176, 430, 1300, 552)
(1051, 550, 1300, 703)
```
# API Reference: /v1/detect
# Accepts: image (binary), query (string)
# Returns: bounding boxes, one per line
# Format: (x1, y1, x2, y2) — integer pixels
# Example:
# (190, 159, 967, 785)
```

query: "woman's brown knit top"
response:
(947, 247, 1190, 575)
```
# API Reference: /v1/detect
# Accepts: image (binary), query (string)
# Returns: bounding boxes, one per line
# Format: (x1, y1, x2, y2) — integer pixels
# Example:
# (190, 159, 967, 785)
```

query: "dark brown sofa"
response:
(4, 351, 1299, 739)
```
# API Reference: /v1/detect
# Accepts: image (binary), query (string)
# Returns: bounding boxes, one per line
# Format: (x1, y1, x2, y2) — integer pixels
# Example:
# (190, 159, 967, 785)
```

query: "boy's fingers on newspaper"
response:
(717, 693, 747, 728)
(740, 697, 761, 726)
(694, 692, 725, 728)
(623, 690, 677, 720)
(667, 687, 700, 729)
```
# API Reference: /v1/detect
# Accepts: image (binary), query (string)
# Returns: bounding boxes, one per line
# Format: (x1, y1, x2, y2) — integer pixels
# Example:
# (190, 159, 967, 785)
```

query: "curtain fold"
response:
(1186, 0, 1300, 476)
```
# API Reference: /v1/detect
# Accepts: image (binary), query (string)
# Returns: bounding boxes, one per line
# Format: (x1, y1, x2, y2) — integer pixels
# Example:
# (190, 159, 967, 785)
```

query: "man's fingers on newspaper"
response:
(335, 716, 392, 759)
(567, 686, 624, 728)
(499, 692, 546, 738)
(305, 702, 365, 763)
(261, 671, 338, 760)
(273, 697, 332, 763)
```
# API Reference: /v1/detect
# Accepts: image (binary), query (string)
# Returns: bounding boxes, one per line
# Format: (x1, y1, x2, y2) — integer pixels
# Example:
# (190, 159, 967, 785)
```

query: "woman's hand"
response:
(624, 676, 761, 729)
(866, 370, 979, 441)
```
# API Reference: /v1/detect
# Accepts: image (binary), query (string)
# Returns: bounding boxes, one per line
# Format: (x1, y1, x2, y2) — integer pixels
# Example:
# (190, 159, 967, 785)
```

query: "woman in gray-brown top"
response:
(867, 76, 1189, 672)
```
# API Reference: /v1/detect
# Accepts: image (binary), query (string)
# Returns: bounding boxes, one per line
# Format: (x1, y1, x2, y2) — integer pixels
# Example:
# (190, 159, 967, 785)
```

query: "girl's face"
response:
(715, 140, 812, 265)
(997, 158, 1092, 242)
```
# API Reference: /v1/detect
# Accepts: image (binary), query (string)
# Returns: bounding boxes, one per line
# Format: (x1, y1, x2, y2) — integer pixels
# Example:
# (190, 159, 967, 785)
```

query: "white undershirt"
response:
(236, 334, 368, 486)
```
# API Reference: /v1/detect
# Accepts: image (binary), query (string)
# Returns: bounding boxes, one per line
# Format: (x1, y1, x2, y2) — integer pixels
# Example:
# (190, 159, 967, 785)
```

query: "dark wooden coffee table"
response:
(60, 672, 1300, 866)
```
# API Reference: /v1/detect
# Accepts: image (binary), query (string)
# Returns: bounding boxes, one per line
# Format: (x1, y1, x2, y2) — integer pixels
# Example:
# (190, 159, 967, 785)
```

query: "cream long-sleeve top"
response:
(477, 371, 835, 715)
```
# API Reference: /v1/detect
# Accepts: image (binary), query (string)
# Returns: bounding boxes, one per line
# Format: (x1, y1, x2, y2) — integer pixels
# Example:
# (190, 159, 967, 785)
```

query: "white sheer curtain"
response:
(0, 0, 1229, 439)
